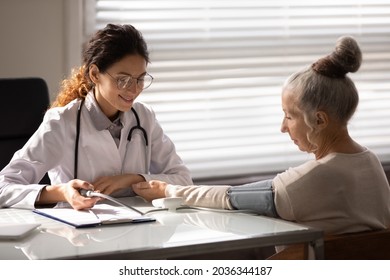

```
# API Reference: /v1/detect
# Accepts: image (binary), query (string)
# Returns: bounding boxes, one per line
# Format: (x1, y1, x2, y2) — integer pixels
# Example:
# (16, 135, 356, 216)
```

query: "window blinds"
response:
(87, 0, 390, 181)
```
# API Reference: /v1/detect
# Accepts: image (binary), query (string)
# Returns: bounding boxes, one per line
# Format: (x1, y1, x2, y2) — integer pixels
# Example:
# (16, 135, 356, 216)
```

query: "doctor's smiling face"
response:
(89, 54, 148, 120)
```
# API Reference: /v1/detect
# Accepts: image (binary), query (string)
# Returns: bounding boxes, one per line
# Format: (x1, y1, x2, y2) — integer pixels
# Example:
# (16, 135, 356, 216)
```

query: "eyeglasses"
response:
(105, 72, 153, 90)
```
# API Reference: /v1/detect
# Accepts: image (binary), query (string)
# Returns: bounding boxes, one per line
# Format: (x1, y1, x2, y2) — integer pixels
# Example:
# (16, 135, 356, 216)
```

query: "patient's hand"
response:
(133, 180, 168, 201)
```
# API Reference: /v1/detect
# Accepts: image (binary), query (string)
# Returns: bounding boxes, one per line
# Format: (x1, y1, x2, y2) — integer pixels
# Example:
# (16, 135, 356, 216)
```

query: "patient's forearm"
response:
(165, 184, 232, 209)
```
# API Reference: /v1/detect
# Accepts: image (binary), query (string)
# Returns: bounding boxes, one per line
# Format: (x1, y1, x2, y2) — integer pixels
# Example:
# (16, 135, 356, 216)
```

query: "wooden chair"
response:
(268, 228, 390, 260)
(324, 228, 390, 260)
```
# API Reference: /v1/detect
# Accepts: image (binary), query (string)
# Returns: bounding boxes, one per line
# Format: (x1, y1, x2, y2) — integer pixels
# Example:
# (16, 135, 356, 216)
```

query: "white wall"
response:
(0, 0, 82, 100)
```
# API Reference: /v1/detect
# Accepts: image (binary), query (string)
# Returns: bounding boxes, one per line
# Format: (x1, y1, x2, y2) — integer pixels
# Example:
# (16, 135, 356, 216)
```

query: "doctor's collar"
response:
(84, 91, 124, 131)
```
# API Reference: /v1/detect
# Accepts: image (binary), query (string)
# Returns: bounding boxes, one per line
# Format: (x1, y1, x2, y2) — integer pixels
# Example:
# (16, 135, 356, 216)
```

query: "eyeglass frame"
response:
(105, 71, 154, 90)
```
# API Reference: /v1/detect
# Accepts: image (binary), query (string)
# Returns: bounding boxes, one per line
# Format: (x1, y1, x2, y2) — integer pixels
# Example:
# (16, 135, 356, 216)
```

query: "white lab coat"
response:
(0, 98, 192, 209)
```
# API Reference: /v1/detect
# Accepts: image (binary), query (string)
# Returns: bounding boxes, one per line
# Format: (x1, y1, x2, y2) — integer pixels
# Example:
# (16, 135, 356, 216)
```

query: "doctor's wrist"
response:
(127, 174, 145, 186)
(35, 184, 64, 205)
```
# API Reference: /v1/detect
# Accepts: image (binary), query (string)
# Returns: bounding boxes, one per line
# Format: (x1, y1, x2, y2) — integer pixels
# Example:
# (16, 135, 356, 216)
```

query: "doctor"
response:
(0, 24, 192, 210)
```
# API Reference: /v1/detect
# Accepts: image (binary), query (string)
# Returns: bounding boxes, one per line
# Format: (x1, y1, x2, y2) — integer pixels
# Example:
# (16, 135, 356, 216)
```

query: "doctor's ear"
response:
(89, 64, 100, 84)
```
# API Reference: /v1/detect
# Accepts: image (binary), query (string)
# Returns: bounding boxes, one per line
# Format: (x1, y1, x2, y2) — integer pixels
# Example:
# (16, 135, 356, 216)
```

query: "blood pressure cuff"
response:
(227, 179, 278, 217)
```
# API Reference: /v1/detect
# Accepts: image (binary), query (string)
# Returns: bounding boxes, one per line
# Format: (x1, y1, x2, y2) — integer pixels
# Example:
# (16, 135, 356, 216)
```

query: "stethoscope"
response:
(74, 98, 149, 179)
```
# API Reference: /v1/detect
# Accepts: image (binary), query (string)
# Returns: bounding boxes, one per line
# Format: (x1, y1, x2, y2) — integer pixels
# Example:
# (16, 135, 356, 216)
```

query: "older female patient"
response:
(133, 36, 390, 235)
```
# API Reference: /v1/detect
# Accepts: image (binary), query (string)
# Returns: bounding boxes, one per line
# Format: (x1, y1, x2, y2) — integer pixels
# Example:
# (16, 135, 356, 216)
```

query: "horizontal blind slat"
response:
(91, 0, 390, 179)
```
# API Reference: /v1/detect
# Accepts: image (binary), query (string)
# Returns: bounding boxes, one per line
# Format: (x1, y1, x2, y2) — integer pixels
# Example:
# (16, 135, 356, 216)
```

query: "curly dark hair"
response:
(51, 24, 149, 108)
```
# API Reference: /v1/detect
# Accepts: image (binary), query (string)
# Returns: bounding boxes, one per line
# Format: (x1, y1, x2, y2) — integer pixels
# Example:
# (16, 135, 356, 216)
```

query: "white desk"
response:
(0, 197, 323, 260)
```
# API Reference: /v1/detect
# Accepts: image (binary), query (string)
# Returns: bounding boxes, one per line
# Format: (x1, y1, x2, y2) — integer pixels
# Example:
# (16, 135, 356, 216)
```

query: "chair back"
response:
(0, 77, 50, 182)
(324, 228, 390, 260)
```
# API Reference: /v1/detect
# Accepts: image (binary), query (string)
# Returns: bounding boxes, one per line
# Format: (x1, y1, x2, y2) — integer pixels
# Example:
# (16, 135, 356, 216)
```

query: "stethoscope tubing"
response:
(74, 98, 149, 179)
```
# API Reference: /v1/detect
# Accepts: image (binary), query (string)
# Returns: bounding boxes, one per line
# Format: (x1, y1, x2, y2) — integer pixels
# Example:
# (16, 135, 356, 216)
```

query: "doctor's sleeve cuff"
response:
(0, 184, 46, 209)
(227, 179, 278, 217)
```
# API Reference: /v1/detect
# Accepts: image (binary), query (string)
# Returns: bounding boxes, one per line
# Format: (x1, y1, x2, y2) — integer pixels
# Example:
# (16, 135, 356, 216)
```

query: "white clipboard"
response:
(33, 203, 155, 228)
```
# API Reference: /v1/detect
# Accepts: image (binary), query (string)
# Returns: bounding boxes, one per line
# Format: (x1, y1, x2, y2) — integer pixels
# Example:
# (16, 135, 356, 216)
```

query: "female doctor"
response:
(0, 24, 192, 210)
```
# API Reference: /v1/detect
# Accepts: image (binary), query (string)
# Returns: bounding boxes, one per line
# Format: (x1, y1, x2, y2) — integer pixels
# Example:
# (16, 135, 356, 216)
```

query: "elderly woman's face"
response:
(280, 90, 313, 153)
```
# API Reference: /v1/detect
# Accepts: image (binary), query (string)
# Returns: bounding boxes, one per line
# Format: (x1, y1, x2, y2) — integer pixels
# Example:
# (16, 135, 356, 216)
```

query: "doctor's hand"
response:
(37, 179, 99, 210)
(132, 180, 168, 202)
(93, 174, 145, 196)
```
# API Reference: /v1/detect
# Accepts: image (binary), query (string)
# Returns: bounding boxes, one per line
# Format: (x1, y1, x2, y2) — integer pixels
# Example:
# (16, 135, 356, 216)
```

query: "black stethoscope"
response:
(74, 98, 149, 178)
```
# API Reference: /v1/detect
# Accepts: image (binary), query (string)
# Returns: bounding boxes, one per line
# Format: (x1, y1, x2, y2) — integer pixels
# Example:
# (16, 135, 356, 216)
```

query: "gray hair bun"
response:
(312, 36, 362, 78)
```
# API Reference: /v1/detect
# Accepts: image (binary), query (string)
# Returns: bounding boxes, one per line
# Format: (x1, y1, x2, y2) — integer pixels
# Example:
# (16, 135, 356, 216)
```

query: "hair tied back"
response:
(312, 35, 362, 78)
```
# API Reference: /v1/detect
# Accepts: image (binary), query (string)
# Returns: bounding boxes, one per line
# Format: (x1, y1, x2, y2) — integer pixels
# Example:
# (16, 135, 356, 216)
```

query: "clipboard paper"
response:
(33, 203, 155, 228)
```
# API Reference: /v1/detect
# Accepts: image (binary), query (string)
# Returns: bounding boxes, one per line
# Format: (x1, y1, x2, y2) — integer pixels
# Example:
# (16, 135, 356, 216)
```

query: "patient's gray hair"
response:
(283, 36, 362, 128)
